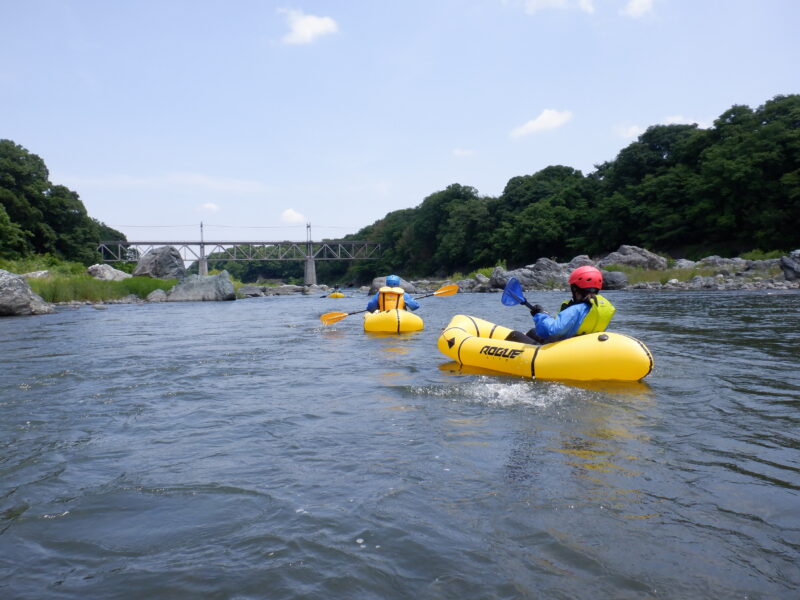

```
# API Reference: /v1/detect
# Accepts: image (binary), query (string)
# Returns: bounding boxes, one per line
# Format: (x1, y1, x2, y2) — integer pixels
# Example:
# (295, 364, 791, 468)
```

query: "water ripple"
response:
(1, 292, 799, 598)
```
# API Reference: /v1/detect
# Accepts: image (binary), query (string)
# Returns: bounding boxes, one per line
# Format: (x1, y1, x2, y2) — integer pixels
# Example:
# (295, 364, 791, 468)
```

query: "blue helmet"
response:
(386, 274, 401, 287)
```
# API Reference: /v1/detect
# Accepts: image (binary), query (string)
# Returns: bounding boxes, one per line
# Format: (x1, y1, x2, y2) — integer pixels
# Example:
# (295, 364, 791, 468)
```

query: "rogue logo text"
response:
(479, 345, 524, 359)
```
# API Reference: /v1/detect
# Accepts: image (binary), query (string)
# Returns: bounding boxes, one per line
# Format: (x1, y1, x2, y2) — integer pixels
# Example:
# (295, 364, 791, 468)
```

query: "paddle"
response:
(501, 277, 538, 311)
(320, 284, 459, 325)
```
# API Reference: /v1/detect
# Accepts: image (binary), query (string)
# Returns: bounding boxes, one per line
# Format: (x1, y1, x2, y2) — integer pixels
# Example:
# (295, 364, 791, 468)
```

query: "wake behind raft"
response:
(437, 314, 653, 382)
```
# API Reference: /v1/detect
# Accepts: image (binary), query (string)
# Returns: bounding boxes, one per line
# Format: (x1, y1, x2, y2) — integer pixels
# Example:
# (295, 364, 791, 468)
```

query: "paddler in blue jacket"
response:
(366, 274, 420, 312)
(509, 266, 615, 344)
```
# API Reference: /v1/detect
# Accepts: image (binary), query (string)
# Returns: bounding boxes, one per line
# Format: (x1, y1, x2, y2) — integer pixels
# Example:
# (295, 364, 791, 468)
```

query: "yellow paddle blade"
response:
(433, 284, 459, 297)
(320, 311, 349, 325)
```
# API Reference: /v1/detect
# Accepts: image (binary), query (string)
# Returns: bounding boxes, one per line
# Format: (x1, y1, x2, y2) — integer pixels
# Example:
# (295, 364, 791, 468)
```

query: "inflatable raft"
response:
(328, 292, 345, 298)
(364, 309, 424, 333)
(438, 314, 653, 382)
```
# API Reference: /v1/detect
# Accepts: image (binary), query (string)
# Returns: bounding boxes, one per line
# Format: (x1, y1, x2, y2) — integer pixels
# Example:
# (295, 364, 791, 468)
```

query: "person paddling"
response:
(366, 274, 420, 312)
(505, 266, 615, 344)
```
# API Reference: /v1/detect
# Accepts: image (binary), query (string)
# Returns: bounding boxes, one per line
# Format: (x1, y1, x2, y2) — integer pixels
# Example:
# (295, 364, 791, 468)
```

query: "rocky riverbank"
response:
(2, 245, 799, 317)
(451, 246, 800, 293)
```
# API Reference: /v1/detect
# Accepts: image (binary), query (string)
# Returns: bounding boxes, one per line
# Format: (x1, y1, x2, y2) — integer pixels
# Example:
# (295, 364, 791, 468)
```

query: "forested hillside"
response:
(0, 140, 124, 264)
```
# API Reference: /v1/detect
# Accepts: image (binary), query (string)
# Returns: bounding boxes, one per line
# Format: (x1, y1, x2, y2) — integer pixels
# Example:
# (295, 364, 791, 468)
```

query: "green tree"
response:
(0, 203, 29, 258)
(0, 139, 126, 264)
(490, 166, 590, 264)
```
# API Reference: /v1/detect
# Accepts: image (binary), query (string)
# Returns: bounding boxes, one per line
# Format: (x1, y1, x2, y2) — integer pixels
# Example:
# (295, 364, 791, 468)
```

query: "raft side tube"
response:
(437, 314, 653, 382)
(533, 331, 653, 381)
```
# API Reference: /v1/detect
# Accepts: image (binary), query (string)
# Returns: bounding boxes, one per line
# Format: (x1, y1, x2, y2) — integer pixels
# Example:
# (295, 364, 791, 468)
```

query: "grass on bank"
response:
(0, 255, 176, 302)
(602, 265, 719, 285)
(0, 255, 88, 277)
(28, 275, 177, 303)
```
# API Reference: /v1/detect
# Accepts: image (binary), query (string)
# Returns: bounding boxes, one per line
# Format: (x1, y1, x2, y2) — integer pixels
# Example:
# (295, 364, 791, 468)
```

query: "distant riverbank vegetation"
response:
(203, 94, 799, 285)
(2, 94, 798, 287)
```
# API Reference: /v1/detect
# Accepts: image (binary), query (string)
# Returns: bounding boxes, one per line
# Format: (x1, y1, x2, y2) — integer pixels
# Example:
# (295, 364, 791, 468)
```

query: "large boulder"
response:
(598, 245, 668, 270)
(368, 276, 416, 295)
(133, 246, 186, 279)
(696, 255, 748, 274)
(674, 258, 697, 269)
(146, 289, 168, 302)
(456, 272, 493, 293)
(567, 255, 595, 270)
(0, 270, 54, 316)
(488, 266, 532, 289)
(526, 258, 568, 288)
(265, 284, 304, 296)
(602, 270, 629, 290)
(237, 285, 266, 298)
(779, 250, 800, 281)
(166, 271, 235, 302)
(490, 258, 568, 290)
(87, 264, 131, 281)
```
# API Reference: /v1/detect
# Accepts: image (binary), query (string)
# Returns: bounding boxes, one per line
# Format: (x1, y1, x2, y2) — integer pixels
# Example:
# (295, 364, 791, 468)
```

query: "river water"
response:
(1, 290, 799, 599)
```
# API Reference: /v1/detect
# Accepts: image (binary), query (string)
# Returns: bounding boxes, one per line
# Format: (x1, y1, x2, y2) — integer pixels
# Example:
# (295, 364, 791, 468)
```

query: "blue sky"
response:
(2, 0, 798, 243)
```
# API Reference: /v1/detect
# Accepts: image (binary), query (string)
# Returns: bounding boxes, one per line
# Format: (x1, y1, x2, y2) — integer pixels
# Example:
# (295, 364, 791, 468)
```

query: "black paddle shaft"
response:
(509, 289, 536, 311)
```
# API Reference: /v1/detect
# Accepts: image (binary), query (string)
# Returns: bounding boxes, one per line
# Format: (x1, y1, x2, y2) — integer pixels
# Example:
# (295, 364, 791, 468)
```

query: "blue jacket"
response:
(531, 302, 591, 342)
(366, 291, 420, 312)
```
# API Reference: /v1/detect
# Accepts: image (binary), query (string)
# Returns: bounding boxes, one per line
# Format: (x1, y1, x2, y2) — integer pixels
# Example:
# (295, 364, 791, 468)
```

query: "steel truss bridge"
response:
(97, 240, 381, 285)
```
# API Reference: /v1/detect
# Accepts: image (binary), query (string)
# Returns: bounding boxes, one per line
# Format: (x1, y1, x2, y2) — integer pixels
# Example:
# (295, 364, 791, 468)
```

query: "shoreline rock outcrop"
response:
(597, 245, 668, 270)
(167, 271, 235, 302)
(780, 250, 800, 281)
(0, 269, 55, 316)
(88, 264, 131, 281)
(454, 246, 799, 293)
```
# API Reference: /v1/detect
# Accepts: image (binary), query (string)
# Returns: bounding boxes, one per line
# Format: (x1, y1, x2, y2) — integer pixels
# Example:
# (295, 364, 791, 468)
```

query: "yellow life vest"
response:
(576, 294, 616, 335)
(377, 286, 406, 310)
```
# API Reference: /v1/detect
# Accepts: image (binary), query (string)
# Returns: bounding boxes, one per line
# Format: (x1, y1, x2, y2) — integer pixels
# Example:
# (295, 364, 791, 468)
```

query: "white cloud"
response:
(199, 202, 220, 213)
(281, 208, 306, 224)
(522, 0, 593, 14)
(664, 114, 710, 128)
(279, 9, 338, 45)
(510, 109, 573, 138)
(453, 147, 476, 157)
(614, 124, 646, 139)
(620, 0, 654, 18)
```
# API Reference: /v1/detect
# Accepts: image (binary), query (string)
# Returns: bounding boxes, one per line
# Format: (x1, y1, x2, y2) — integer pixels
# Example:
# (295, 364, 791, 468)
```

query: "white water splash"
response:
(409, 377, 582, 408)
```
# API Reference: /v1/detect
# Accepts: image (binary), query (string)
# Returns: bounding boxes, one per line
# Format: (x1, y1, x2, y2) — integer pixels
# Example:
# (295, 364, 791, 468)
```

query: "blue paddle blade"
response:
(501, 277, 526, 306)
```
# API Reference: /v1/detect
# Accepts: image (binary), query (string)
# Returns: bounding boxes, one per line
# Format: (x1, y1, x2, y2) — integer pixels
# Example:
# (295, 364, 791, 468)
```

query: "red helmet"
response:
(568, 265, 603, 290)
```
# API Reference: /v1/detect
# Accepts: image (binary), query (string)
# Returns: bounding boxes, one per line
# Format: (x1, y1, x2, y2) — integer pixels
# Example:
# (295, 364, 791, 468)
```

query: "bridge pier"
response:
(304, 256, 316, 286)
(199, 226, 208, 276)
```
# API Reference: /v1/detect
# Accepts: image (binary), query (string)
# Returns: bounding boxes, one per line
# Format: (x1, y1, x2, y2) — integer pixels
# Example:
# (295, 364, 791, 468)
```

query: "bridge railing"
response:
(97, 240, 381, 262)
